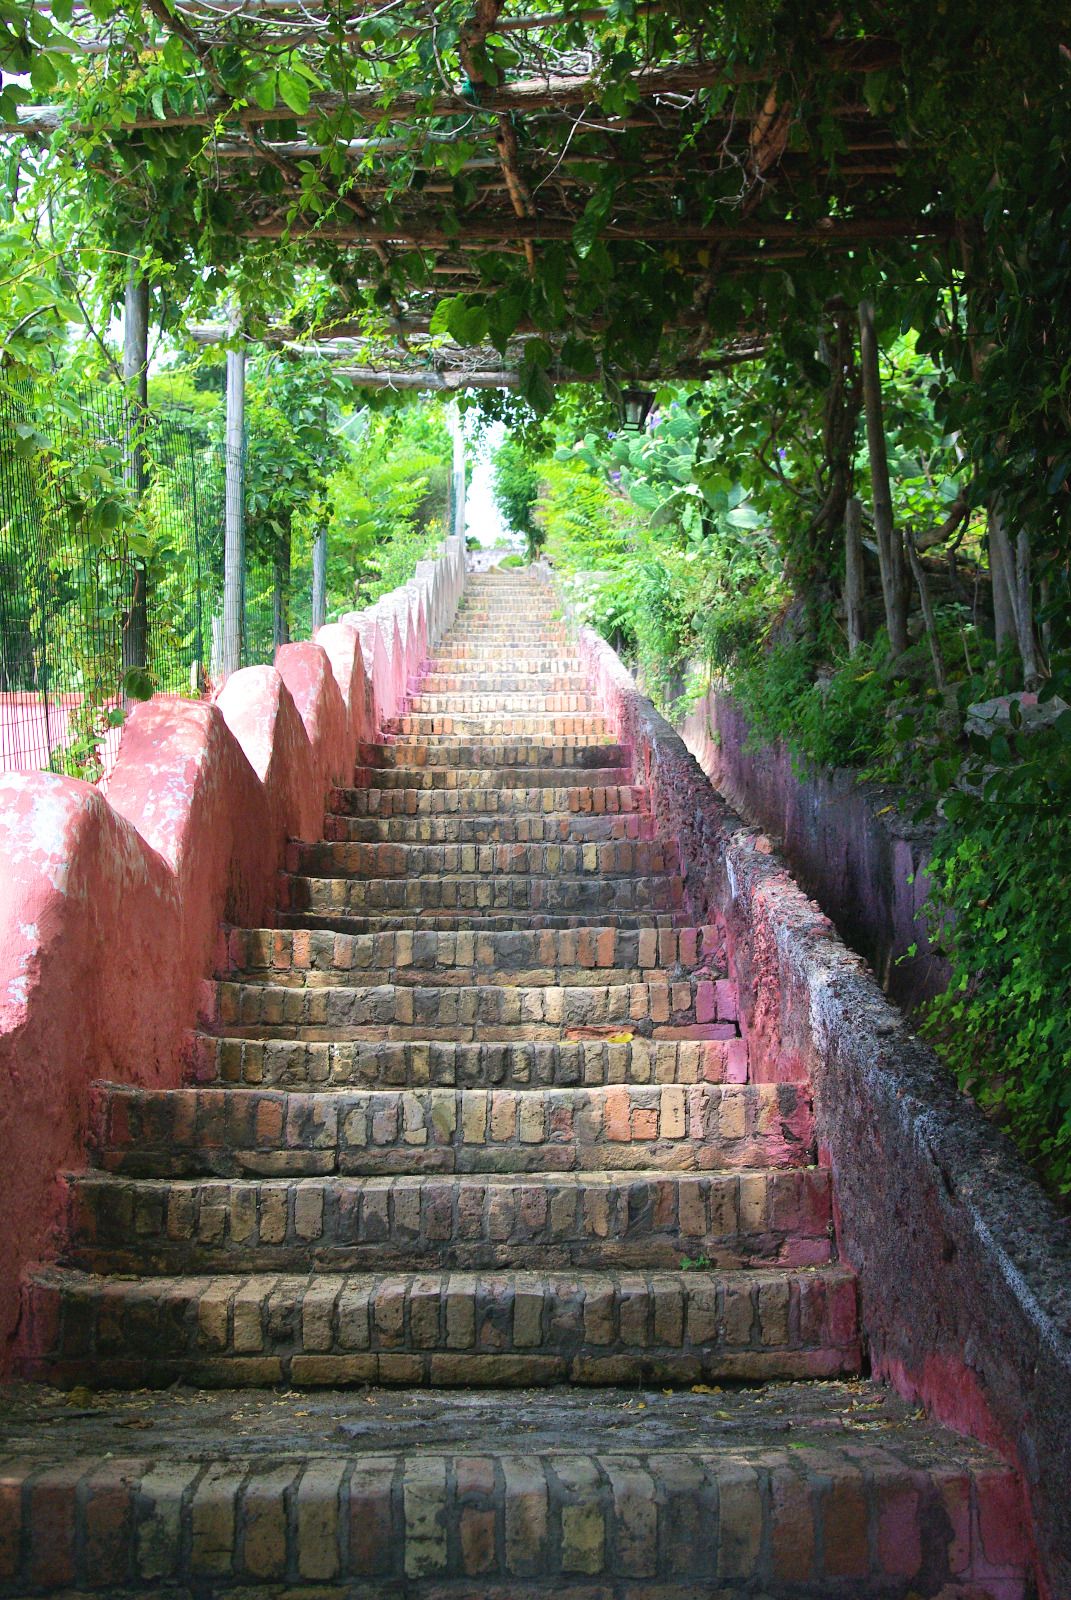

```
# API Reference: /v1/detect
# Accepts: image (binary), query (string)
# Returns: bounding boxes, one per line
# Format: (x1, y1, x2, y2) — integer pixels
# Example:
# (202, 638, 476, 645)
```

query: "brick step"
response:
(207, 973, 729, 1042)
(62, 1165, 831, 1275)
(24, 1263, 860, 1386)
(357, 742, 629, 769)
(385, 715, 615, 738)
(222, 925, 722, 986)
(429, 649, 584, 667)
(405, 692, 603, 712)
(288, 839, 679, 880)
(332, 781, 642, 811)
(324, 809, 657, 842)
(354, 764, 636, 792)
(376, 733, 617, 752)
(194, 1034, 749, 1092)
(279, 872, 686, 919)
(0, 1383, 1027, 1597)
(91, 1081, 805, 1179)
(276, 909, 686, 934)
(414, 672, 590, 692)
(438, 631, 571, 646)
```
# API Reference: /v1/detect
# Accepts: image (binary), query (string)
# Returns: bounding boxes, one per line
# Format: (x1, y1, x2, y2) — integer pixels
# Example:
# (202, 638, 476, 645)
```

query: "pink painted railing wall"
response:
(0, 536, 465, 1362)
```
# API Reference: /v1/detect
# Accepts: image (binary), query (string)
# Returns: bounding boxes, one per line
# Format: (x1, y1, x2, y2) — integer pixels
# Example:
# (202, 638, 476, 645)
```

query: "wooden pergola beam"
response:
(8, 44, 899, 136)
(243, 213, 948, 246)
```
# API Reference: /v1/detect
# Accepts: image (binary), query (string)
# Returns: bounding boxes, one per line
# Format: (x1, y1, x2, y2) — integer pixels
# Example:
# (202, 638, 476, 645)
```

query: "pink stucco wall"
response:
(0, 536, 464, 1362)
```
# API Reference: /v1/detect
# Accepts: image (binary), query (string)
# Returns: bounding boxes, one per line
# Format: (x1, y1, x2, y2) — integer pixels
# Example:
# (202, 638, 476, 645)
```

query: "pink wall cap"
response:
(215, 664, 293, 783)
(106, 699, 246, 873)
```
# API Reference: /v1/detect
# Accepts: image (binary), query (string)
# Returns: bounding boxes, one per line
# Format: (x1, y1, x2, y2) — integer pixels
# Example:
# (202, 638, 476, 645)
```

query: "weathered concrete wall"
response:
(681, 687, 949, 1010)
(0, 535, 465, 1363)
(580, 626, 1071, 1599)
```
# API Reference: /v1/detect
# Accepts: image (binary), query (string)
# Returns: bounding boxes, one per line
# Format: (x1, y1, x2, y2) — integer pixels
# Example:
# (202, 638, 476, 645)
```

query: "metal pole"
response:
(222, 316, 245, 679)
(122, 267, 149, 676)
(312, 525, 327, 631)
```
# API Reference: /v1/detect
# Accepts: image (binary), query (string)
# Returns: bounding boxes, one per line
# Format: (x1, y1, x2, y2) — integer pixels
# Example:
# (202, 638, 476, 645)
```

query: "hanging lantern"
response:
(619, 386, 656, 431)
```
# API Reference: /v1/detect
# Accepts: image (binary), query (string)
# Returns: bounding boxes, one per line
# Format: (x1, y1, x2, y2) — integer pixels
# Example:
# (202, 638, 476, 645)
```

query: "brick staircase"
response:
(6, 570, 1030, 1596)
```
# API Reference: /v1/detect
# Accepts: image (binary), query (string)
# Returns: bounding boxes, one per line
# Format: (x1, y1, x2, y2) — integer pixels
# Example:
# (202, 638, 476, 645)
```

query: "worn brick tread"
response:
(60, 1167, 833, 1272)
(356, 764, 636, 791)
(192, 1033, 750, 1091)
(221, 924, 724, 983)
(0, 1383, 1029, 1596)
(91, 1082, 811, 1178)
(280, 874, 686, 920)
(288, 839, 679, 879)
(357, 742, 629, 769)
(331, 782, 646, 813)
(25, 1264, 860, 1384)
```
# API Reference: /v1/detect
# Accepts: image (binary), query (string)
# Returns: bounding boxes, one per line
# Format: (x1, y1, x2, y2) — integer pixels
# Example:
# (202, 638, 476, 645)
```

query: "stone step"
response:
(355, 763, 636, 791)
(91, 1081, 806, 1179)
(0, 1383, 1028, 1597)
(324, 808, 657, 842)
(25, 1263, 860, 1386)
(288, 839, 679, 881)
(429, 649, 585, 667)
(378, 732, 617, 751)
(386, 714, 614, 738)
(63, 1164, 831, 1274)
(222, 925, 723, 986)
(407, 693, 601, 712)
(277, 908, 686, 934)
(414, 672, 590, 693)
(207, 974, 731, 1042)
(357, 741, 629, 769)
(330, 781, 644, 813)
(193, 1033, 749, 1092)
(278, 872, 686, 921)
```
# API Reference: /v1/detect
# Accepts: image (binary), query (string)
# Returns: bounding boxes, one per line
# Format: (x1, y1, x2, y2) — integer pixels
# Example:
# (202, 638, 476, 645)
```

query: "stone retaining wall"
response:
(681, 687, 949, 1010)
(0, 536, 465, 1360)
(578, 625, 1071, 1600)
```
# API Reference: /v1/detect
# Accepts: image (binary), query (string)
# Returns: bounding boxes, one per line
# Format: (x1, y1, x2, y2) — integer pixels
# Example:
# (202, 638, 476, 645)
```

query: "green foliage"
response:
(326, 401, 451, 608)
(491, 435, 542, 560)
(921, 696, 1071, 1196)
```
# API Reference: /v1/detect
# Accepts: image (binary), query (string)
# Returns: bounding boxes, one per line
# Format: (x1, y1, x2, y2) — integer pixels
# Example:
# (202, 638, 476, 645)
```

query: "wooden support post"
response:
(122, 267, 149, 677)
(452, 414, 467, 541)
(858, 299, 908, 657)
(312, 526, 327, 632)
(222, 321, 246, 679)
(844, 494, 866, 654)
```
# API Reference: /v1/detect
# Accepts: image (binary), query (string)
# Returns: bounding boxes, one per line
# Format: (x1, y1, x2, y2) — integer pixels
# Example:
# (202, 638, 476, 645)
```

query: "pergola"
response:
(11, 2, 951, 391)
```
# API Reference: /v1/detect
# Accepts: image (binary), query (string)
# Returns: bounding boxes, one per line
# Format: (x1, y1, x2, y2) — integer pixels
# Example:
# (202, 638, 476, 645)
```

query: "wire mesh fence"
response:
(0, 378, 289, 777)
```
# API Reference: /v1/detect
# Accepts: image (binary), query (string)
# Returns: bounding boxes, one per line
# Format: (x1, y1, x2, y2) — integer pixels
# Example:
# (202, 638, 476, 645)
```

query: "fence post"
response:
(222, 317, 245, 679)
(312, 526, 327, 632)
(122, 267, 149, 678)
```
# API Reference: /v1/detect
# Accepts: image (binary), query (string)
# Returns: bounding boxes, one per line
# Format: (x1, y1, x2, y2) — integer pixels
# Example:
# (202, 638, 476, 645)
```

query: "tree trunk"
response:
(1015, 529, 1040, 686)
(988, 501, 1018, 655)
(122, 268, 149, 679)
(858, 299, 908, 656)
(905, 529, 947, 691)
(844, 495, 866, 654)
(222, 319, 246, 680)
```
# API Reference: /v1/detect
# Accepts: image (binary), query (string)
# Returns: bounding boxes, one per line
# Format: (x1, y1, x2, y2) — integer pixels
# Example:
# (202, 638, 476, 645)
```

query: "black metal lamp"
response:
(619, 385, 656, 431)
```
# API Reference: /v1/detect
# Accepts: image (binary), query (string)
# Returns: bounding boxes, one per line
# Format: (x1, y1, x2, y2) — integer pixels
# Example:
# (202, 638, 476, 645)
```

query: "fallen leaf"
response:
(690, 1383, 723, 1395)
